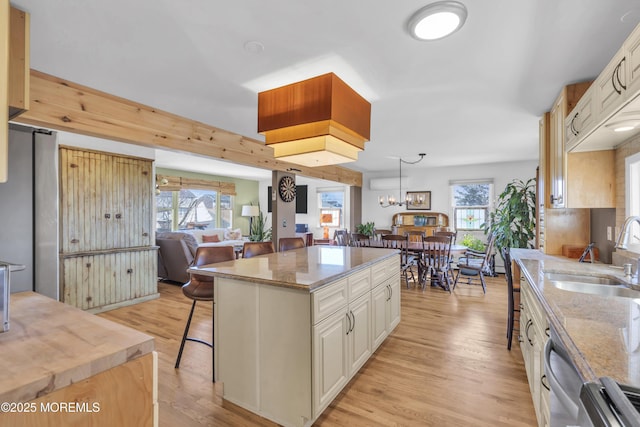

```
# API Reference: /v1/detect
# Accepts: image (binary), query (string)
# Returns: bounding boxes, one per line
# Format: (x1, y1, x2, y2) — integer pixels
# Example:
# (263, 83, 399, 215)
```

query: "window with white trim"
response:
(450, 179, 493, 231)
(625, 152, 640, 252)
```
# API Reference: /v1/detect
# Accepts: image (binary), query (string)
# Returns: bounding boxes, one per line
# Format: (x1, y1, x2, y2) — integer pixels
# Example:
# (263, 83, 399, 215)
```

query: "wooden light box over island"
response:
(189, 246, 401, 427)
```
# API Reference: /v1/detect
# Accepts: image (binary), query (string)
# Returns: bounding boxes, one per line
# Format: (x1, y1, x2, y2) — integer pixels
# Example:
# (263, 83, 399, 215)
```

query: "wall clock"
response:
(278, 176, 296, 202)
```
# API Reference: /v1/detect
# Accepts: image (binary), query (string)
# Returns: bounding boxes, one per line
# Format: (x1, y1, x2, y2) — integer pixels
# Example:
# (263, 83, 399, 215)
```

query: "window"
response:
(450, 180, 493, 231)
(318, 189, 345, 228)
(155, 175, 236, 231)
(625, 153, 640, 251)
(156, 189, 233, 231)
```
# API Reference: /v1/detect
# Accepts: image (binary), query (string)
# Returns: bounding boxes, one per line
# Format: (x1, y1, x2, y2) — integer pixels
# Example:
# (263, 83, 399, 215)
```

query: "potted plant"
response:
(355, 222, 375, 237)
(483, 178, 536, 258)
(249, 209, 272, 242)
(461, 234, 485, 252)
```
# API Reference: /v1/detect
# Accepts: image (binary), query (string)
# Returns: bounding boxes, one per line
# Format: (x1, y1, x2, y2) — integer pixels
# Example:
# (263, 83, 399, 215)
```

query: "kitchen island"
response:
(0, 292, 157, 426)
(189, 246, 400, 427)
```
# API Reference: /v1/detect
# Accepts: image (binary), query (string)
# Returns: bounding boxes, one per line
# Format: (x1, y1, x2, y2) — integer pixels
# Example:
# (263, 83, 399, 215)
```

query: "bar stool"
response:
(175, 245, 235, 381)
(278, 237, 305, 252)
(502, 247, 520, 350)
(242, 241, 275, 258)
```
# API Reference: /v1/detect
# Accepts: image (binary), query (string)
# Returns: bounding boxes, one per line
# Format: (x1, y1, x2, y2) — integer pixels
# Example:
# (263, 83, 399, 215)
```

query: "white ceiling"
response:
(12, 0, 640, 179)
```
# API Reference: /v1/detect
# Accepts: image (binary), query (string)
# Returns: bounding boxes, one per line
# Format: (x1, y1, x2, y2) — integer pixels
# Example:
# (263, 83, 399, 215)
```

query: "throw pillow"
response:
(224, 228, 242, 240)
(202, 235, 220, 243)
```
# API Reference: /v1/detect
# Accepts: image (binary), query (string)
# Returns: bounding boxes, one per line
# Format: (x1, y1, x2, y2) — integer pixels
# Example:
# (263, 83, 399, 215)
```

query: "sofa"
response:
(156, 228, 246, 283)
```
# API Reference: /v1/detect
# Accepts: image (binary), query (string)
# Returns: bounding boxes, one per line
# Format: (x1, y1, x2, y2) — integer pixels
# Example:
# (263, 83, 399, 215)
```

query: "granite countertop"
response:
(511, 248, 640, 388)
(188, 246, 399, 291)
(0, 292, 155, 403)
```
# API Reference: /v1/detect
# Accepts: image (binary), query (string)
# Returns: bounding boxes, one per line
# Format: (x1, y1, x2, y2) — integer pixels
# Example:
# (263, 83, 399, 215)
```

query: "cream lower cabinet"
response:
(215, 254, 399, 427)
(372, 274, 401, 350)
(520, 276, 550, 427)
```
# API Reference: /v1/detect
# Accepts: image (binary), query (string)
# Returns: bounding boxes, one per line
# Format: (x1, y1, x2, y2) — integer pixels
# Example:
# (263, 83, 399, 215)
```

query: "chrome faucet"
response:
(615, 216, 640, 250)
(615, 216, 640, 280)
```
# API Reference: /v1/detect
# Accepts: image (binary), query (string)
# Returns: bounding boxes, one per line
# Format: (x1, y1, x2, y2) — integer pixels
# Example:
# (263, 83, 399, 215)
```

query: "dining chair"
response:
(175, 245, 235, 382)
(453, 233, 496, 293)
(433, 231, 457, 281)
(502, 247, 520, 350)
(373, 228, 392, 241)
(404, 230, 426, 243)
(381, 234, 415, 287)
(350, 232, 371, 247)
(418, 240, 452, 292)
(242, 241, 275, 258)
(278, 237, 305, 252)
(434, 230, 457, 244)
(333, 229, 350, 246)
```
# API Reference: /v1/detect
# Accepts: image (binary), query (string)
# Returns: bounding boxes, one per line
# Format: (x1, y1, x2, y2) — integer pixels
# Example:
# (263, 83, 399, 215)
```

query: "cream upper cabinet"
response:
(625, 22, 640, 96)
(565, 87, 596, 152)
(594, 48, 627, 122)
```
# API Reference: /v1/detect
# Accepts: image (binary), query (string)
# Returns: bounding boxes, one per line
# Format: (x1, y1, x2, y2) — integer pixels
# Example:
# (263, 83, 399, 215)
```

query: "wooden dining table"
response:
(367, 241, 468, 290)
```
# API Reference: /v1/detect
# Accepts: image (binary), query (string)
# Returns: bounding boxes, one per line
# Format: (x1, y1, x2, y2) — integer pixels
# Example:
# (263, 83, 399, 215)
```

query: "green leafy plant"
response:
(355, 222, 375, 237)
(461, 234, 485, 252)
(249, 209, 272, 242)
(483, 178, 536, 255)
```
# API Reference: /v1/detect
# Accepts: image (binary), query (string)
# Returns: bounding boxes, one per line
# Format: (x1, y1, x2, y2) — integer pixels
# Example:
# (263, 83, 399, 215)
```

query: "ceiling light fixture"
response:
(605, 113, 640, 133)
(258, 73, 371, 167)
(379, 154, 426, 208)
(407, 1, 468, 41)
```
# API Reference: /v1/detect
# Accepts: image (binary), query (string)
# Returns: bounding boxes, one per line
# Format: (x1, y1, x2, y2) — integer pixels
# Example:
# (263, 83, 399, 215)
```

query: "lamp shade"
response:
(241, 205, 260, 217)
(258, 73, 371, 167)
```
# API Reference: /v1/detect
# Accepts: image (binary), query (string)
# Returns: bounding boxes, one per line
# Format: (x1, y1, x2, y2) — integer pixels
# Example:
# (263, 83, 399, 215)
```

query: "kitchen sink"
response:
(544, 272, 623, 286)
(551, 280, 640, 298)
(544, 272, 640, 298)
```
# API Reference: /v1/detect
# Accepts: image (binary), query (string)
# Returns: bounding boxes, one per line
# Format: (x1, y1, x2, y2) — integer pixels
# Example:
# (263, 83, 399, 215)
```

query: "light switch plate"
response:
(607, 226, 612, 241)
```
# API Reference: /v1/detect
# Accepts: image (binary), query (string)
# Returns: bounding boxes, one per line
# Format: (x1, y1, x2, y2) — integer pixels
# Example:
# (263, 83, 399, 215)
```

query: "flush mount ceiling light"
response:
(605, 112, 640, 132)
(407, 1, 468, 41)
(258, 73, 371, 167)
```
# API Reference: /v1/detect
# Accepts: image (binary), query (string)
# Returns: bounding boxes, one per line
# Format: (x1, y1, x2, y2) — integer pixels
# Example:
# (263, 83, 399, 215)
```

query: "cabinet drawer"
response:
(312, 278, 348, 324)
(348, 268, 371, 301)
(371, 255, 399, 287)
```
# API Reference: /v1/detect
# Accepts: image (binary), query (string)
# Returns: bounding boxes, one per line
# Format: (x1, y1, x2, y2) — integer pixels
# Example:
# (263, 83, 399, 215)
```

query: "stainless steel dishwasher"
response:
(545, 325, 592, 427)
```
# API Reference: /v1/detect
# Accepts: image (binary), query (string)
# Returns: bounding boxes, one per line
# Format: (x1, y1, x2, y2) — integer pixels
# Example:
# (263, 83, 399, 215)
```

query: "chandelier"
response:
(379, 153, 426, 208)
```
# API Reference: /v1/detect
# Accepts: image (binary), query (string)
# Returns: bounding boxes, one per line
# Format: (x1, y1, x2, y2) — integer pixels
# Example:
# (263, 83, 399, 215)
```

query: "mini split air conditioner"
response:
(369, 177, 411, 190)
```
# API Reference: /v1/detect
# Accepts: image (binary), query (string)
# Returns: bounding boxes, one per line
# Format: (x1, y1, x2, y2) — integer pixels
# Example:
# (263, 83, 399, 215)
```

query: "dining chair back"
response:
(333, 229, 350, 246)
(278, 237, 305, 252)
(434, 230, 457, 244)
(242, 241, 275, 258)
(373, 228, 392, 241)
(381, 234, 415, 287)
(350, 232, 371, 247)
(175, 245, 235, 381)
(418, 240, 452, 292)
(453, 233, 496, 293)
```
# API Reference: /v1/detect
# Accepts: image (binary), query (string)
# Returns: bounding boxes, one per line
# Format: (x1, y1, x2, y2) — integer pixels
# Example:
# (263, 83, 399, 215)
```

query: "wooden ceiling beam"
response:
(14, 70, 363, 187)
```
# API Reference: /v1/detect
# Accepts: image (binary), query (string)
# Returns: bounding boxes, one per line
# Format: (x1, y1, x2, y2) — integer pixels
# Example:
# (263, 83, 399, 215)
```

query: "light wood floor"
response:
(98, 274, 537, 427)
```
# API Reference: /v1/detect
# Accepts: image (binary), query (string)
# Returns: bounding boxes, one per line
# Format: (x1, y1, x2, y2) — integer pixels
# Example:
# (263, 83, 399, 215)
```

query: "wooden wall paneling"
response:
(17, 70, 363, 187)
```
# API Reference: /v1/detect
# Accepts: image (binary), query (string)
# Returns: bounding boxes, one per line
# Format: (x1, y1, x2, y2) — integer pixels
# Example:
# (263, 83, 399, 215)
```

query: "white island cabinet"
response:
(189, 246, 400, 427)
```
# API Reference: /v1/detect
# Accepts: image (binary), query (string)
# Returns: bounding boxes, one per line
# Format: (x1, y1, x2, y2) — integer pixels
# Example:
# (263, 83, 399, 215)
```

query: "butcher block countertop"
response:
(189, 246, 399, 291)
(511, 249, 640, 388)
(0, 292, 155, 403)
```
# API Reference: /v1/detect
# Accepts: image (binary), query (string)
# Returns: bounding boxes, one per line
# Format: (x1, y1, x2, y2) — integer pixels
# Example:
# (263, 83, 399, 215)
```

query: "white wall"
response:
(258, 176, 351, 240)
(363, 159, 538, 234)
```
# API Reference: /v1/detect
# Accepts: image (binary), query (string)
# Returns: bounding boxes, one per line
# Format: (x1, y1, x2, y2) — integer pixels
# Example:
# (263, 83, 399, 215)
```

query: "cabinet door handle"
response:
(350, 311, 356, 333)
(346, 312, 352, 335)
(570, 113, 579, 136)
(545, 327, 550, 337)
(612, 61, 622, 94)
(617, 59, 626, 91)
(541, 374, 550, 391)
(525, 319, 533, 346)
